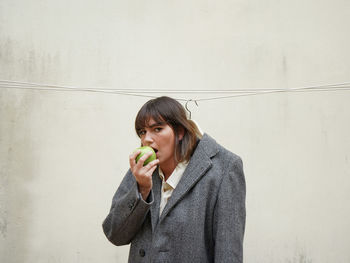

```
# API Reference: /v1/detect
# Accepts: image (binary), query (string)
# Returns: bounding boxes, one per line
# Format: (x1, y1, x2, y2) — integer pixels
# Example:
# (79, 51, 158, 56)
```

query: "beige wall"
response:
(1, 0, 350, 262)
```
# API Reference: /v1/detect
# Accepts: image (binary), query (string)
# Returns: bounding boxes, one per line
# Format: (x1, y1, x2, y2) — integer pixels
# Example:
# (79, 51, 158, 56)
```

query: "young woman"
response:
(103, 96, 246, 262)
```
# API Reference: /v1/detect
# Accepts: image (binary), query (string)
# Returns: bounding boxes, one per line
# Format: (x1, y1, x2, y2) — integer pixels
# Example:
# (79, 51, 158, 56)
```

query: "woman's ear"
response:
(178, 126, 185, 141)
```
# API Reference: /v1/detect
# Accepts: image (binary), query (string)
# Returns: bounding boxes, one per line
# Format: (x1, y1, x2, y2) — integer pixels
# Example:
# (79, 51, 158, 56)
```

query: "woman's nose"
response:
(142, 132, 153, 145)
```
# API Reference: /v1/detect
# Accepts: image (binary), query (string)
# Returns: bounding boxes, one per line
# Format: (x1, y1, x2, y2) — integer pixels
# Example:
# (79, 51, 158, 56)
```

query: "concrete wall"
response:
(1, 0, 350, 262)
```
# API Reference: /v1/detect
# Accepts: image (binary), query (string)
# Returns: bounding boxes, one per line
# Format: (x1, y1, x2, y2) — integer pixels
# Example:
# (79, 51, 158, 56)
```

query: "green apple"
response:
(134, 146, 157, 166)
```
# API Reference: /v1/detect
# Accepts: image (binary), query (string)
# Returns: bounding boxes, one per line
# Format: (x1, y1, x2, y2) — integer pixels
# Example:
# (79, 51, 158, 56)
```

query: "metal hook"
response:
(185, 99, 198, 119)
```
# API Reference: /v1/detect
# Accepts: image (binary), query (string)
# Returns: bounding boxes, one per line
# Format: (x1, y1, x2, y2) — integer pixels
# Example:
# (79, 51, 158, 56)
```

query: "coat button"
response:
(128, 201, 135, 210)
(139, 248, 146, 257)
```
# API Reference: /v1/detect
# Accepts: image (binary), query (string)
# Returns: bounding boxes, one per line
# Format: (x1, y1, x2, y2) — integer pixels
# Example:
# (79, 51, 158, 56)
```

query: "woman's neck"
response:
(160, 160, 178, 181)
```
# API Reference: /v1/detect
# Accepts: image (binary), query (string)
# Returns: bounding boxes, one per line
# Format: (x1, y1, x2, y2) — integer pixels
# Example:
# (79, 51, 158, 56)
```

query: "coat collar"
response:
(151, 133, 219, 225)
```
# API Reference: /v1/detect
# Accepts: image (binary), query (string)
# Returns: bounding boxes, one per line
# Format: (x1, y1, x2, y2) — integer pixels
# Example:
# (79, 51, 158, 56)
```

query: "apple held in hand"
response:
(134, 146, 157, 166)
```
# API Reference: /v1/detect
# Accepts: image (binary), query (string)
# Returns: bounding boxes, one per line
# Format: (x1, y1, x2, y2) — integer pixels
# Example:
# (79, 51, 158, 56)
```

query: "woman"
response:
(103, 96, 246, 262)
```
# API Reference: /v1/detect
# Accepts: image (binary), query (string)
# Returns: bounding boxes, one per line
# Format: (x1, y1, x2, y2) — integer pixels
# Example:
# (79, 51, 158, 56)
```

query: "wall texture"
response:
(1, 0, 350, 262)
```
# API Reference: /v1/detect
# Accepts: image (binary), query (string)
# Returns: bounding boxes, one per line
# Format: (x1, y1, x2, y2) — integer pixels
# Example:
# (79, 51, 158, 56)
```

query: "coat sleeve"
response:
(102, 169, 153, 246)
(213, 155, 246, 262)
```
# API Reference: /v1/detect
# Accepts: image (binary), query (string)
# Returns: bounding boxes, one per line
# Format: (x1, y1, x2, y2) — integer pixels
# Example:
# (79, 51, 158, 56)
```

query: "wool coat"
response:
(103, 134, 246, 263)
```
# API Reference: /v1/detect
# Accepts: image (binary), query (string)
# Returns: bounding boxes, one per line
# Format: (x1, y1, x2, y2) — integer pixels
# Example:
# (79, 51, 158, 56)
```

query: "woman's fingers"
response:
(148, 161, 159, 175)
(130, 150, 159, 178)
(129, 150, 141, 168)
(144, 159, 159, 170)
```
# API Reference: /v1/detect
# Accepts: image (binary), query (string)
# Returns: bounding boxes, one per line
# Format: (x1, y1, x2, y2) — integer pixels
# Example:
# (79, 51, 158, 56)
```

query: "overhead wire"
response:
(0, 79, 350, 102)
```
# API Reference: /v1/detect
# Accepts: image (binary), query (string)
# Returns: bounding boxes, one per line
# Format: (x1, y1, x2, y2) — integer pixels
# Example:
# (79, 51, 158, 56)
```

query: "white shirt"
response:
(158, 162, 188, 217)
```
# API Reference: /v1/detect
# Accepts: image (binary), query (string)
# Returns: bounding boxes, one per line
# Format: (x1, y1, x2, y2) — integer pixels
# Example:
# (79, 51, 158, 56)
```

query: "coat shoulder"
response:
(200, 133, 242, 164)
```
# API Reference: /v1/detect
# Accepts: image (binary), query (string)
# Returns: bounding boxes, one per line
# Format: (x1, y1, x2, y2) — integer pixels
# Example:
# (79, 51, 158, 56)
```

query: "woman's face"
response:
(139, 117, 179, 171)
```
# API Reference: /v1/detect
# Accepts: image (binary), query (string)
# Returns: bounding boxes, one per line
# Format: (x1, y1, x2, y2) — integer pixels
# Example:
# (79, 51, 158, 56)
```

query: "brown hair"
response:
(135, 96, 202, 163)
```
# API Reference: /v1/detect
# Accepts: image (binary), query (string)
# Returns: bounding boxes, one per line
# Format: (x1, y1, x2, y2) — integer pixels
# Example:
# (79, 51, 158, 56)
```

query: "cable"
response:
(196, 85, 350, 101)
(0, 80, 350, 102)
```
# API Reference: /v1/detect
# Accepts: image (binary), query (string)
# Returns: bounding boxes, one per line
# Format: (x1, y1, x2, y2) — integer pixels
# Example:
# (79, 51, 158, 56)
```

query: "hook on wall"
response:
(185, 99, 198, 120)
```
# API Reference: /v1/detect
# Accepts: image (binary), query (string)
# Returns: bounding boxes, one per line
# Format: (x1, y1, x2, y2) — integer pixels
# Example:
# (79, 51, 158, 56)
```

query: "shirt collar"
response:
(158, 162, 188, 189)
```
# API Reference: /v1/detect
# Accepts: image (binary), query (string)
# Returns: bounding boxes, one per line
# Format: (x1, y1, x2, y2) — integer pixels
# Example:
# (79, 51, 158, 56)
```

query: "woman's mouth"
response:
(153, 148, 159, 156)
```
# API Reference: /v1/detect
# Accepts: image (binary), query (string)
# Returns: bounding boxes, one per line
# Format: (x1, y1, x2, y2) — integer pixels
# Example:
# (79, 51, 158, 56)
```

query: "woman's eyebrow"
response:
(148, 122, 166, 128)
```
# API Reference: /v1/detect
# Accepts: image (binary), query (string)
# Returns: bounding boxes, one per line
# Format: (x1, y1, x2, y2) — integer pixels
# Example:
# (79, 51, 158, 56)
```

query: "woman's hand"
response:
(129, 150, 159, 200)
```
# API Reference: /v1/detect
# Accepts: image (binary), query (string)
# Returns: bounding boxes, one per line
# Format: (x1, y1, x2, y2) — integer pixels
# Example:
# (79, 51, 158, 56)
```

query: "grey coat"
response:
(103, 134, 246, 262)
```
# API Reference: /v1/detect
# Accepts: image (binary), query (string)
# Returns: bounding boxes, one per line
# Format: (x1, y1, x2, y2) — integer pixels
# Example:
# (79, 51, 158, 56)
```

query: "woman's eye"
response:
(154, 127, 162, 132)
(139, 130, 146, 136)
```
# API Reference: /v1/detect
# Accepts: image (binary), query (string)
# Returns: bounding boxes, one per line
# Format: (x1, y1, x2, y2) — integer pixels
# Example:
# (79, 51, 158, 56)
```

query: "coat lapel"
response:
(150, 168, 161, 231)
(158, 134, 219, 223)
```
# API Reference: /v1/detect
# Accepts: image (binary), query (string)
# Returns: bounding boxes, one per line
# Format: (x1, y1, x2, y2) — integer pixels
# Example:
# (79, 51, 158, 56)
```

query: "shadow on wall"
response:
(0, 90, 37, 262)
(286, 251, 313, 263)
